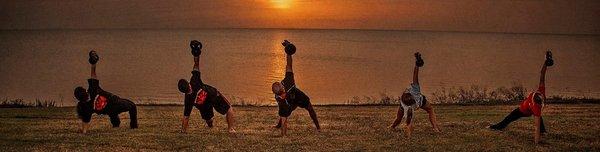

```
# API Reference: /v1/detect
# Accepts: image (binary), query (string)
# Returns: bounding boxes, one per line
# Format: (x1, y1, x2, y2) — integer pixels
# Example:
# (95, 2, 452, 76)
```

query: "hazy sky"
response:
(1, 0, 598, 34)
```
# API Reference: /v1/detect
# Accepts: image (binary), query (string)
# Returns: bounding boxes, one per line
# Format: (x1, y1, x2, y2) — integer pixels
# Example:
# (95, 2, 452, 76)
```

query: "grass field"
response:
(0, 104, 599, 151)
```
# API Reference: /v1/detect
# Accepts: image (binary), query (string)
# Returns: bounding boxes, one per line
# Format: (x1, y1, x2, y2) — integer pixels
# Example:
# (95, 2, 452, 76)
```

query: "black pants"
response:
(108, 99, 138, 129)
(490, 108, 546, 133)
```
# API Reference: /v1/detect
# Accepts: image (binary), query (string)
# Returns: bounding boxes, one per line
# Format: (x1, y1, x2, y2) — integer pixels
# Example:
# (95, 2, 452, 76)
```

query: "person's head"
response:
(272, 82, 285, 96)
(533, 92, 544, 104)
(401, 92, 416, 106)
(74, 86, 89, 102)
(178, 79, 192, 94)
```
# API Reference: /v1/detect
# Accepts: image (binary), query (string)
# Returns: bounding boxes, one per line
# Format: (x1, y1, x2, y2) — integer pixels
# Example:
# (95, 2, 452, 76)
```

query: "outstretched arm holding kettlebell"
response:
(190, 40, 202, 71)
(283, 40, 295, 73)
(180, 40, 236, 133)
(488, 50, 554, 144)
(89, 50, 99, 79)
(272, 40, 319, 137)
(181, 40, 203, 133)
(534, 50, 553, 144)
(413, 52, 424, 85)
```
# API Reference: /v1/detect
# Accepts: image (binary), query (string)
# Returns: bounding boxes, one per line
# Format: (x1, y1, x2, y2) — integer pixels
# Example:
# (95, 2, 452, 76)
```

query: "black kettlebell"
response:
(89, 50, 99, 64)
(415, 52, 424, 67)
(190, 40, 203, 56)
(545, 51, 554, 66)
(282, 40, 296, 55)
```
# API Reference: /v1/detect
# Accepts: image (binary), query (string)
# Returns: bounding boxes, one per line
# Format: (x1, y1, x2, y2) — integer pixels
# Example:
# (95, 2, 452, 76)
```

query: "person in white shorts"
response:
(389, 52, 441, 137)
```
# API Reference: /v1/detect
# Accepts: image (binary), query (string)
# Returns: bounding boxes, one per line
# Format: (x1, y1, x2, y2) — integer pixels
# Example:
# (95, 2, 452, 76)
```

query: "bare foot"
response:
(228, 128, 237, 133)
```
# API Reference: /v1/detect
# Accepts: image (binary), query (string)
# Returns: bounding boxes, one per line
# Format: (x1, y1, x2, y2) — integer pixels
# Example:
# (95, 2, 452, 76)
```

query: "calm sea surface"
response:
(0, 29, 598, 106)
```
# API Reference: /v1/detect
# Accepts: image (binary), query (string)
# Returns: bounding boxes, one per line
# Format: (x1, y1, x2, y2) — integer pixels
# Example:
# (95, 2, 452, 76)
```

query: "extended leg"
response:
(306, 104, 321, 130)
(129, 104, 138, 129)
(490, 108, 524, 130)
(109, 114, 121, 128)
(274, 117, 282, 128)
(422, 104, 440, 132)
(540, 117, 547, 133)
(200, 104, 215, 128)
(212, 93, 235, 132)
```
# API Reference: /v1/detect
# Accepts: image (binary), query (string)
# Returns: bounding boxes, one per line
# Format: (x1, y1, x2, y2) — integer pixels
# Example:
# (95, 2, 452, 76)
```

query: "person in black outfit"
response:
(73, 51, 138, 134)
(178, 40, 236, 133)
(271, 40, 320, 136)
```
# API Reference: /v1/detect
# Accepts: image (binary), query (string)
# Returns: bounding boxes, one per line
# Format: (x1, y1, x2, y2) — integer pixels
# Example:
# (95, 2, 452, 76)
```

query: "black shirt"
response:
(183, 70, 219, 117)
(76, 79, 129, 123)
(276, 72, 310, 117)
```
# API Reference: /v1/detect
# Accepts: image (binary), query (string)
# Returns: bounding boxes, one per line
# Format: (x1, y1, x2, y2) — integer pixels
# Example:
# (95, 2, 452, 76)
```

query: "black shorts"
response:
(99, 98, 136, 115)
(199, 91, 231, 120)
(278, 97, 311, 117)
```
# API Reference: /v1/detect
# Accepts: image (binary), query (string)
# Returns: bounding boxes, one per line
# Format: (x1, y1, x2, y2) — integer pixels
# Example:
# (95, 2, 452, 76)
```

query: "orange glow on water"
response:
(270, 0, 292, 9)
(268, 30, 288, 83)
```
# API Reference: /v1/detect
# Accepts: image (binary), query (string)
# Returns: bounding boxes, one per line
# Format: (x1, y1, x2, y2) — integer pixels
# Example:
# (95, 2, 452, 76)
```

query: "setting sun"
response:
(1, 0, 599, 151)
(270, 0, 292, 9)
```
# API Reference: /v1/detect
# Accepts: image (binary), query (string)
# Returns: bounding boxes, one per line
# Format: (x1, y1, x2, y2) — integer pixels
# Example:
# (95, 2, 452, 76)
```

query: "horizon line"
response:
(1, 27, 598, 36)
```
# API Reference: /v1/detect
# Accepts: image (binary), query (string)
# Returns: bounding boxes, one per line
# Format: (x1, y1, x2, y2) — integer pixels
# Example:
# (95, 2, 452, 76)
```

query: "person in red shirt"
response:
(489, 51, 554, 144)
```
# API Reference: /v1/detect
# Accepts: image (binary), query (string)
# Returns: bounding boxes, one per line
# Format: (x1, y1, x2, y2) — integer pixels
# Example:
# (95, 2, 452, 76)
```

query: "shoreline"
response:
(2, 100, 599, 108)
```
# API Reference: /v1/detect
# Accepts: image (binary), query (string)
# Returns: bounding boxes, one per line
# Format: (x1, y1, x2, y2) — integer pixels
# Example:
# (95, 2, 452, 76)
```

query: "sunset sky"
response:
(1, 0, 598, 34)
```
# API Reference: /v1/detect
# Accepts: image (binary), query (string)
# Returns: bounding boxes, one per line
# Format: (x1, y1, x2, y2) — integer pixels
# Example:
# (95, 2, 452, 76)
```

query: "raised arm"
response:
(189, 40, 204, 86)
(286, 55, 293, 73)
(89, 50, 99, 79)
(413, 52, 424, 85)
(540, 51, 553, 86)
(91, 64, 97, 79)
(412, 66, 419, 85)
(282, 40, 295, 73)
(539, 64, 546, 87)
(190, 40, 202, 72)
(194, 56, 200, 71)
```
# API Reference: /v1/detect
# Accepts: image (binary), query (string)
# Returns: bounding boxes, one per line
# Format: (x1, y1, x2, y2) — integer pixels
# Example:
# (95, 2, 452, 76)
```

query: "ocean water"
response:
(0, 29, 598, 106)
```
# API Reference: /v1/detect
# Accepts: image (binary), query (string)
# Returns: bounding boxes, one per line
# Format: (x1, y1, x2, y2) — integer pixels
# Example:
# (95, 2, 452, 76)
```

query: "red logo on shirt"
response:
(94, 96, 108, 111)
(195, 90, 208, 105)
